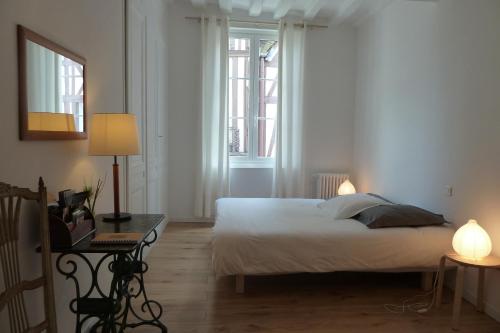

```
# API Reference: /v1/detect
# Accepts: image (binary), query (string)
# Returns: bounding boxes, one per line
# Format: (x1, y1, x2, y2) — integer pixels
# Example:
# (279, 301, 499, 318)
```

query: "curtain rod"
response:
(184, 16, 328, 29)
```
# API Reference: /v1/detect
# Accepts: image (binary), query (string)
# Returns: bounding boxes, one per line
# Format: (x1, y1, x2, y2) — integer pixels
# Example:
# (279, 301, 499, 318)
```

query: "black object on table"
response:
(51, 214, 167, 333)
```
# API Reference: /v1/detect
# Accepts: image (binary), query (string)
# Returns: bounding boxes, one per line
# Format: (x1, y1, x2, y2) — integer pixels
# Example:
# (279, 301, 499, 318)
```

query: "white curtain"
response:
(272, 21, 306, 198)
(27, 40, 61, 113)
(195, 16, 230, 218)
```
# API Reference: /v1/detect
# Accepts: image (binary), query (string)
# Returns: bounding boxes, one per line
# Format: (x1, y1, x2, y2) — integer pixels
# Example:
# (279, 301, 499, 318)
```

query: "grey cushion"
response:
(353, 204, 447, 229)
(366, 193, 393, 204)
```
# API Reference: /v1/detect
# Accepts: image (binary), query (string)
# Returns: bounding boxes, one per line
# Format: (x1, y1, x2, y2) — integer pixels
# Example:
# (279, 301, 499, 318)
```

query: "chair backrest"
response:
(0, 178, 57, 333)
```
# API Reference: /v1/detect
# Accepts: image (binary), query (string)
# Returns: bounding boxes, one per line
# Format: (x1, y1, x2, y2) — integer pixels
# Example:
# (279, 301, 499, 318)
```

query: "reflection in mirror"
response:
(28, 112, 76, 131)
(26, 40, 84, 132)
(18, 25, 87, 140)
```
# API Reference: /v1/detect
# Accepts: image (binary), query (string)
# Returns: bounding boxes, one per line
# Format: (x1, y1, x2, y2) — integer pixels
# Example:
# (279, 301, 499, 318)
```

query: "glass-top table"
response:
(52, 214, 168, 333)
(52, 214, 164, 254)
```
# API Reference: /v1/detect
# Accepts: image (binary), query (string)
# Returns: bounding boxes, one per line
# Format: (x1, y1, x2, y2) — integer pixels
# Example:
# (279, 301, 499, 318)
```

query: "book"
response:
(91, 232, 143, 245)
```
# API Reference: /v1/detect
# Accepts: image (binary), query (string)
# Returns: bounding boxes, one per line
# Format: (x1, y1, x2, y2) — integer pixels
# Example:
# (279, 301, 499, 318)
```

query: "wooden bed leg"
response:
(236, 275, 245, 294)
(421, 271, 434, 292)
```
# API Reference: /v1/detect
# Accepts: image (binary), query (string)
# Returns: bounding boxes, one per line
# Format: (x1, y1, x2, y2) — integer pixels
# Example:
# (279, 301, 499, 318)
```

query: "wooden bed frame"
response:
(234, 271, 436, 294)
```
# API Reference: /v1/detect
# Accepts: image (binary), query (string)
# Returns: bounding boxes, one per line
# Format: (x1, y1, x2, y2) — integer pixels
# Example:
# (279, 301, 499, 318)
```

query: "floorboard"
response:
(134, 222, 500, 333)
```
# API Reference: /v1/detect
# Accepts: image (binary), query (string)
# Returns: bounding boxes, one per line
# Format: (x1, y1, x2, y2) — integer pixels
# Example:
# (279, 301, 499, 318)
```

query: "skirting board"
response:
(169, 217, 214, 223)
(458, 281, 500, 323)
(445, 273, 500, 323)
(462, 287, 500, 323)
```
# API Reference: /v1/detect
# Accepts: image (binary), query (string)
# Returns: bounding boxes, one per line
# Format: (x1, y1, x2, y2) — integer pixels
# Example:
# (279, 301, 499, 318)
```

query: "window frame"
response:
(228, 28, 279, 169)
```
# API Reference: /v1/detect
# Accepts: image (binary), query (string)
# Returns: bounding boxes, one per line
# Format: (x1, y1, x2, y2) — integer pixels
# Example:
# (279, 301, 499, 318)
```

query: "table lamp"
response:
(89, 113, 139, 222)
(452, 219, 492, 260)
(338, 179, 356, 196)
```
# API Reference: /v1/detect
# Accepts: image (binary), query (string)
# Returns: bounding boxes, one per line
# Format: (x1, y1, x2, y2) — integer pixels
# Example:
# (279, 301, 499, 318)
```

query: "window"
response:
(228, 29, 279, 168)
(59, 56, 84, 131)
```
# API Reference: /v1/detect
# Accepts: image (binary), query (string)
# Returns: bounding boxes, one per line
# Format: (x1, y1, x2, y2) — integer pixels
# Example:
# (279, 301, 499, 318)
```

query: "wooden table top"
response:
(50, 214, 165, 254)
(445, 252, 500, 268)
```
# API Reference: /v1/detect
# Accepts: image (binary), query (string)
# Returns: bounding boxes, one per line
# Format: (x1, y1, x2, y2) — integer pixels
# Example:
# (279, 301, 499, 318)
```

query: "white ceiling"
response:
(183, 0, 400, 23)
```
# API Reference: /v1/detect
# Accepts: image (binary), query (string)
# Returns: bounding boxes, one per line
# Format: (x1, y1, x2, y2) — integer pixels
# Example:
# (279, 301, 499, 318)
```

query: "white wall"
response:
(0, 0, 124, 331)
(0, 0, 169, 331)
(303, 24, 357, 197)
(167, 1, 357, 219)
(166, 1, 202, 219)
(353, 0, 500, 321)
(230, 168, 274, 197)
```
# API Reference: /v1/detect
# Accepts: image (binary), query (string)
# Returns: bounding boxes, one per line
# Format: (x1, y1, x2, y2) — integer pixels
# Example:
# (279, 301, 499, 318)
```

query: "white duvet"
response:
(213, 198, 454, 277)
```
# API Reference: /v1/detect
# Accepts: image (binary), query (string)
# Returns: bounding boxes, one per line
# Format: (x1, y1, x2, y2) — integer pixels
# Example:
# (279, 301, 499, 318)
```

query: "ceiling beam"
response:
(336, 0, 361, 23)
(353, 0, 397, 25)
(273, 0, 292, 20)
(304, 0, 324, 19)
(219, 0, 233, 13)
(249, 0, 263, 17)
(191, 0, 208, 7)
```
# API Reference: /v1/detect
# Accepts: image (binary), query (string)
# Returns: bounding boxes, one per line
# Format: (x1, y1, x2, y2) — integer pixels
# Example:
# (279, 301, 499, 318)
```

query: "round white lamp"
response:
(337, 179, 356, 196)
(452, 219, 492, 260)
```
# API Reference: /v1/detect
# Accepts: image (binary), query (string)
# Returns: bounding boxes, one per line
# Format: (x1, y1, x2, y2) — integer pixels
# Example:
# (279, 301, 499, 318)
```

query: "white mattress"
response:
(213, 198, 454, 277)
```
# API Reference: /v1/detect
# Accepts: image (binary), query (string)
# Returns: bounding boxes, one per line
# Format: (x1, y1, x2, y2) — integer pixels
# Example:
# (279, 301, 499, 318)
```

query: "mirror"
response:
(18, 25, 87, 140)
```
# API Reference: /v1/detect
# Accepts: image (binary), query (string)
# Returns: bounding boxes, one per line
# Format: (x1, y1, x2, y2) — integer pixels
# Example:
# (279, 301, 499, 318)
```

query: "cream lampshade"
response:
(452, 219, 492, 260)
(89, 113, 139, 156)
(89, 113, 139, 222)
(28, 112, 76, 131)
(338, 179, 356, 196)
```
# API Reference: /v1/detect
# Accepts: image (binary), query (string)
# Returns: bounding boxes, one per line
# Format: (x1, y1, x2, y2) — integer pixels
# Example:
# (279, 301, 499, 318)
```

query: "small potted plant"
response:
(83, 177, 105, 217)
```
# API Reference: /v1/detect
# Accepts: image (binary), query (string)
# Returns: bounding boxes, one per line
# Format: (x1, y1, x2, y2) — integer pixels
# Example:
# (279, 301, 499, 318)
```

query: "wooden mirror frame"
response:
(17, 25, 87, 140)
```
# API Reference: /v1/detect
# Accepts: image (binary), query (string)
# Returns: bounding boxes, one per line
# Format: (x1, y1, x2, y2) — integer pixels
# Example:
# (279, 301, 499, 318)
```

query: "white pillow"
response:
(317, 193, 389, 220)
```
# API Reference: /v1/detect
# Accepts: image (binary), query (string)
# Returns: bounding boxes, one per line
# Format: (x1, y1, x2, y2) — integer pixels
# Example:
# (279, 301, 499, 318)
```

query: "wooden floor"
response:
(134, 223, 500, 333)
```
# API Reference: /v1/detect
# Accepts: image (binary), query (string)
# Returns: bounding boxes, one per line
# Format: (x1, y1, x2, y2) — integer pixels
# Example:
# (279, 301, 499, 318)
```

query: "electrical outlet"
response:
(445, 186, 453, 197)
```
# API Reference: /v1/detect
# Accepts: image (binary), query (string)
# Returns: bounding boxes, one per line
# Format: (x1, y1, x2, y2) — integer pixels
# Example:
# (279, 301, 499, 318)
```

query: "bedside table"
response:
(436, 252, 500, 330)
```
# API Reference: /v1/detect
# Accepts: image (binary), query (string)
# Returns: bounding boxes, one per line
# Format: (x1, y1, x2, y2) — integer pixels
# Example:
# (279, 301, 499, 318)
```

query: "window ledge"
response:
(230, 160, 274, 169)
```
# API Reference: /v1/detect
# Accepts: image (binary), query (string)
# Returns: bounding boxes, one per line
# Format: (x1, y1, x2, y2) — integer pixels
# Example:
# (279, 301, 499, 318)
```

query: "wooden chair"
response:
(0, 178, 57, 333)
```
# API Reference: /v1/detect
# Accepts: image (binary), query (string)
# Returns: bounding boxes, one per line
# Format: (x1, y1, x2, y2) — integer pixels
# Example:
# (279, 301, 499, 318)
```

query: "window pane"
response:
(230, 37, 250, 78)
(228, 32, 279, 162)
(257, 118, 276, 158)
(229, 79, 250, 118)
(259, 39, 279, 80)
(229, 117, 248, 156)
(257, 40, 278, 158)
(257, 79, 277, 119)
(60, 57, 84, 131)
(229, 56, 250, 79)
(264, 80, 278, 98)
(261, 103, 277, 120)
(230, 37, 250, 51)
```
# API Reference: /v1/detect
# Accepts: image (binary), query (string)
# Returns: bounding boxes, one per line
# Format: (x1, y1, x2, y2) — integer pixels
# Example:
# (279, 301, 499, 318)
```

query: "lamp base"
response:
(102, 212, 132, 222)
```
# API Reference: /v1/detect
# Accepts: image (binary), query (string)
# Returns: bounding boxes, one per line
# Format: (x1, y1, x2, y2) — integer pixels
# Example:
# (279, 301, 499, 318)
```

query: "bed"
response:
(212, 197, 454, 292)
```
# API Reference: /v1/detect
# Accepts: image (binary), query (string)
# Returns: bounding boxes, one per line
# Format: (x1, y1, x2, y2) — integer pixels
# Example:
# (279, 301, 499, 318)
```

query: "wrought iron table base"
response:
(56, 230, 167, 333)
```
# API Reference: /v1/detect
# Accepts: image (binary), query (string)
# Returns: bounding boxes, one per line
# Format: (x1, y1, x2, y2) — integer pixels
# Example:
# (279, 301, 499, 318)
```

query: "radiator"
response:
(314, 173, 349, 199)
